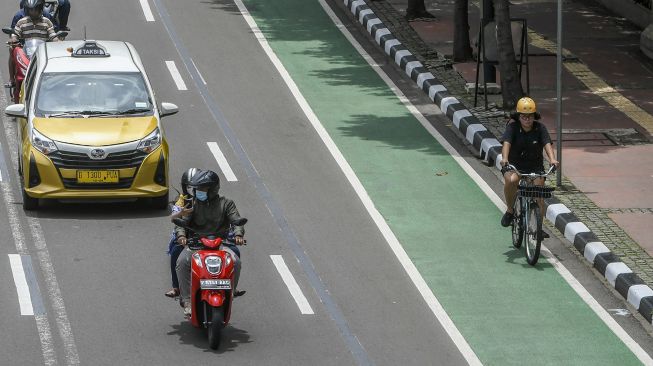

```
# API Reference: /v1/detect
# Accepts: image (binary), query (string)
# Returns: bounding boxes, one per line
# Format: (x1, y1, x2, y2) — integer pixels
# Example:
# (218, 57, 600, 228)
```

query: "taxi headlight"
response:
(136, 128, 161, 154)
(31, 129, 58, 155)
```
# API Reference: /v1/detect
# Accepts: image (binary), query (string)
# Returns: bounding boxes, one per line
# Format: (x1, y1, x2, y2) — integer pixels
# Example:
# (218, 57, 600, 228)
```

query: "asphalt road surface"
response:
(1, 0, 653, 365)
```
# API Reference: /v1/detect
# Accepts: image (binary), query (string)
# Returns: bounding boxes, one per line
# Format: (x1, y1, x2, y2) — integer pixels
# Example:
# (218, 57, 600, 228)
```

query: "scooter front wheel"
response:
(207, 307, 224, 350)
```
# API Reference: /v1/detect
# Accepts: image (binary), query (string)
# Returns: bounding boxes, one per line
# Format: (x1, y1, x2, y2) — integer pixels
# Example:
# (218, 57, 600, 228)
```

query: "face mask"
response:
(195, 191, 208, 201)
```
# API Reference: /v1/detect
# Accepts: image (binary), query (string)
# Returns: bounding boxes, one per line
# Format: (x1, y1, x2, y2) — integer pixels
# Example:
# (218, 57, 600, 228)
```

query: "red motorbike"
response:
(173, 217, 247, 350)
(3, 27, 66, 103)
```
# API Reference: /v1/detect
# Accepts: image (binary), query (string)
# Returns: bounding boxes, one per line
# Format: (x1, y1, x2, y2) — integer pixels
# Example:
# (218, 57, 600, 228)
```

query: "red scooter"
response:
(173, 217, 247, 350)
(3, 27, 67, 103)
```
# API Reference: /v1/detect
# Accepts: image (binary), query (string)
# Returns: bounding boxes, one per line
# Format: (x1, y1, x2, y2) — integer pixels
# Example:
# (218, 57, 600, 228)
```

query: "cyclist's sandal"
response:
(501, 212, 514, 227)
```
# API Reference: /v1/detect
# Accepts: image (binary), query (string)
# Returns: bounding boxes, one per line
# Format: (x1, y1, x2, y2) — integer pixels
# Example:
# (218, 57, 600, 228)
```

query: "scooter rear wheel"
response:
(208, 307, 224, 350)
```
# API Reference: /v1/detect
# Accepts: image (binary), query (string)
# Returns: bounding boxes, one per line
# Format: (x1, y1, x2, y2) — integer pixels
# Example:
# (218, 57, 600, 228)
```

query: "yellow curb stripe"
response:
(528, 30, 653, 134)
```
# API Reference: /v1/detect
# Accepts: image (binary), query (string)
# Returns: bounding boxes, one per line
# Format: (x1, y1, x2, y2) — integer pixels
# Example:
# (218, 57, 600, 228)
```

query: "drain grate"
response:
(551, 132, 616, 147)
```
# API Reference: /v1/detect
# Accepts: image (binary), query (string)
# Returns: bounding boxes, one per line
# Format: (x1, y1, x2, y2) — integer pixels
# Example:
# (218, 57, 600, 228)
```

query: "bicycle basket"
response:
(518, 186, 555, 198)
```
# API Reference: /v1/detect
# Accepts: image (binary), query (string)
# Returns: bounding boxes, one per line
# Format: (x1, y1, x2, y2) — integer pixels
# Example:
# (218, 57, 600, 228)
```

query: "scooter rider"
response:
(175, 169, 245, 317)
(7, 0, 58, 87)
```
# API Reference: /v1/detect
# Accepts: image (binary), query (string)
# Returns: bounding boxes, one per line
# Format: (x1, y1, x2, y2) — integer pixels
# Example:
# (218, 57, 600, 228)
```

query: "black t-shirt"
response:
(500, 120, 552, 172)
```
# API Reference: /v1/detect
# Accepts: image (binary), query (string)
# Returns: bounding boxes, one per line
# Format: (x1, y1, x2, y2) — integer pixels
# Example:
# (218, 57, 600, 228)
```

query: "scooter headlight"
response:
(31, 129, 58, 155)
(192, 252, 202, 268)
(205, 255, 222, 275)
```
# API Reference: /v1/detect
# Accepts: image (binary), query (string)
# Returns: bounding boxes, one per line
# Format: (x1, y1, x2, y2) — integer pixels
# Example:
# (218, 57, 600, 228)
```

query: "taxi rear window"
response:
(35, 72, 152, 117)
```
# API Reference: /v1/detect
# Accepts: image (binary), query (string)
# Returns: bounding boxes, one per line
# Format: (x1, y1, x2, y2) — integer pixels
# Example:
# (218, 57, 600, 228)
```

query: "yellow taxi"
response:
(4, 40, 176, 210)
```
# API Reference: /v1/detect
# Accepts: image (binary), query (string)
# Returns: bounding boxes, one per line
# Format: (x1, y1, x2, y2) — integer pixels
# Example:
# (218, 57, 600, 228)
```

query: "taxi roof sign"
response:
(72, 41, 110, 58)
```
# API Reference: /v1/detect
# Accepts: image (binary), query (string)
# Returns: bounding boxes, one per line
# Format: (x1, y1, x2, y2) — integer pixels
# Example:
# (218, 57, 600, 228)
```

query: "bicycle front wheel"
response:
(525, 201, 542, 265)
(511, 199, 523, 249)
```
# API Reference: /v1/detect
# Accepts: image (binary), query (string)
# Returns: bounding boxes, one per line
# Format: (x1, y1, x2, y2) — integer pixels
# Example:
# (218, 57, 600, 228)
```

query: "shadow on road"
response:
(168, 321, 252, 353)
(25, 199, 171, 220)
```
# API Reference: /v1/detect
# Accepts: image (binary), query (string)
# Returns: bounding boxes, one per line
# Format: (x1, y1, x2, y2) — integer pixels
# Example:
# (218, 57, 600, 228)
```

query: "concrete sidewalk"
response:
(373, 0, 653, 281)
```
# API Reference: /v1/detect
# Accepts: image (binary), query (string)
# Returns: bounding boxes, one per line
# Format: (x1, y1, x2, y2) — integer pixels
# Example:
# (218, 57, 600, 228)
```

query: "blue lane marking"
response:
(21, 255, 45, 315)
(151, 1, 375, 364)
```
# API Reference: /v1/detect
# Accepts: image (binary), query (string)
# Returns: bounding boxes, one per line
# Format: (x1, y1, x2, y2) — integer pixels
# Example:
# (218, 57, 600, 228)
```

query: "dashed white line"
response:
(165, 61, 187, 91)
(1, 90, 57, 365)
(270, 255, 314, 315)
(139, 0, 155, 22)
(190, 58, 207, 85)
(1, 92, 79, 365)
(9, 254, 34, 316)
(207, 142, 237, 181)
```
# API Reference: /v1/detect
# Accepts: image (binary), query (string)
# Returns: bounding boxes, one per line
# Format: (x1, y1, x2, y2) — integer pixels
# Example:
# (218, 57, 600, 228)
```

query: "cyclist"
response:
(499, 97, 559, 235)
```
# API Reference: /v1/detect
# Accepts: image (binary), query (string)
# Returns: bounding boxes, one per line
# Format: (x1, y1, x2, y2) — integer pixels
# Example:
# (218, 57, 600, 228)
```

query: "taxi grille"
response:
(50, 149, 148, 189)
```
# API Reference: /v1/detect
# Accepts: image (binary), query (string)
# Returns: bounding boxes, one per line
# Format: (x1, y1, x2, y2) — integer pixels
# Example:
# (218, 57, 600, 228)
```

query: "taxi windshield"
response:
(35, 72, 153, 117)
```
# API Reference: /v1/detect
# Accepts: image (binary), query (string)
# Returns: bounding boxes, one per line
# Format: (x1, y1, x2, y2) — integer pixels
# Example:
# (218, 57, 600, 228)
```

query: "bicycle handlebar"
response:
(505, 164, 556, 178)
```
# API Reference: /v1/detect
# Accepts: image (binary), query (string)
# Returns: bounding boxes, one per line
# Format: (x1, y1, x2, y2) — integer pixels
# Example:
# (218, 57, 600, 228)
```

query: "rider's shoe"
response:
(183, 303, 192, 317)
(539, 230, 550, 239)
(234, 290, 246, 298)
(61, 26, 71, 31)
(501, 212, 514, 227)
(165, 288, 179, 298)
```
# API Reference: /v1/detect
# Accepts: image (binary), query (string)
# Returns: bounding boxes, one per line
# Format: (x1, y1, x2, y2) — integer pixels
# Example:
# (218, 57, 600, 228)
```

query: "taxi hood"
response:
(32, 116, 158, 146)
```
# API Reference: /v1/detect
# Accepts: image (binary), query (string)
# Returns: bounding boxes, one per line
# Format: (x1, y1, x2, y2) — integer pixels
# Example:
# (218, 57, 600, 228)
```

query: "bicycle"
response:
(505, 164, 556, 265)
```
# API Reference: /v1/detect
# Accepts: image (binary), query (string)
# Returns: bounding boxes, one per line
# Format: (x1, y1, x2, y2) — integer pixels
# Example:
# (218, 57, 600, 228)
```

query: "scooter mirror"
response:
(50, 31, 68, 41)
(231, 218, 248, 226)
(2, 27, 14, 35)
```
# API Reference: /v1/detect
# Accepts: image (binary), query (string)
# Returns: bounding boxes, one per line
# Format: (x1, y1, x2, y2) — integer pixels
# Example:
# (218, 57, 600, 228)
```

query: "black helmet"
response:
(180, 168, 200, 196)
(24, 0, 45, 21)
(188, 169, 220, 191)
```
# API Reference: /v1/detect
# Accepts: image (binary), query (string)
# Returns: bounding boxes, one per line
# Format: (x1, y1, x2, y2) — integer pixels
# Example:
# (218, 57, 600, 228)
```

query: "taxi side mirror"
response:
(5, 104, 26, 118)
(160, 102, 178, 117)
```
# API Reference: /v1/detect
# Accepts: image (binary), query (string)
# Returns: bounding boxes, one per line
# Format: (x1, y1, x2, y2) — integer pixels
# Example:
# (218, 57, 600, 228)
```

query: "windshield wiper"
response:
(111, 108, 152, 115)
(47, 110, 114, 118)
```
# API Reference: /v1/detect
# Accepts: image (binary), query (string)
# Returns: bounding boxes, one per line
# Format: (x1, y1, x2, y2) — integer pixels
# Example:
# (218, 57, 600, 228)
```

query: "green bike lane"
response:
(241, 0, 643, 364)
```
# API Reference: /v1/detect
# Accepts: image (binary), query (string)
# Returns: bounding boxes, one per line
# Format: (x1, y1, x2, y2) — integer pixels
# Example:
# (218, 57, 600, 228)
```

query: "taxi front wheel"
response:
(22, 188, 38, 211)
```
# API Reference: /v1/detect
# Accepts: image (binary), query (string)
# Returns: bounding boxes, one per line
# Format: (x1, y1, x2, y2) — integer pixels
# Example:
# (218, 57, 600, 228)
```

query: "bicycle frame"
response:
(506, 165, 556, 265)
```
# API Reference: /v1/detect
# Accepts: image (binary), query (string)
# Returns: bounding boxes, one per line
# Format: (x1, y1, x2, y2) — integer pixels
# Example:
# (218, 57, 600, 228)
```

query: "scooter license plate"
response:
(200, 279, 231, 290)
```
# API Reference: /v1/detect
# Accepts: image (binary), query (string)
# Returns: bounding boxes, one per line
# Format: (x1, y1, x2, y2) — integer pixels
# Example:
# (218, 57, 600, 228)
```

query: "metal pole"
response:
(482, 0, 496, 83)
(556, 0, 563, 186)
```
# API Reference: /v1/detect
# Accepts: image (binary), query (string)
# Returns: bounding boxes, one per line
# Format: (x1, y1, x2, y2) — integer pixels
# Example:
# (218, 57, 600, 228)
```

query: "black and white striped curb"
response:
(342, 0, 653, 324)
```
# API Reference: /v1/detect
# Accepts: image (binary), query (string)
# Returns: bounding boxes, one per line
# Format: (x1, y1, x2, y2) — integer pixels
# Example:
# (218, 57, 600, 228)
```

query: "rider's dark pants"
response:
(57, 0, 71, 28)
(170, 244, 184, 289)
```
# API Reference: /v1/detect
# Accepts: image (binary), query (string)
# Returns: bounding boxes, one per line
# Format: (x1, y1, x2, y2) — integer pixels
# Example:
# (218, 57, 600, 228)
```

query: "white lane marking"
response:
(1, 96, 79, 365)
(207, 142, 237, 181)
(541, 246, 653, 363)
(1, 92, 57, 365)
(270, 255, 314, 315)
(165, 61, 187, 91)
(9, 254, 34, 316)
(325, 2, 653, 362)
(233, 1, 482, 363)
(139, 0, 155, 22)
(190, 58, 207, 85)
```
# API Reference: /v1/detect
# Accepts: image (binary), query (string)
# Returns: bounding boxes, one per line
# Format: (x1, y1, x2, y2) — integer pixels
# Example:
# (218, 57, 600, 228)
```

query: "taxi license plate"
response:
(200, 279, 231, 290)
(76, 170, 119, 184)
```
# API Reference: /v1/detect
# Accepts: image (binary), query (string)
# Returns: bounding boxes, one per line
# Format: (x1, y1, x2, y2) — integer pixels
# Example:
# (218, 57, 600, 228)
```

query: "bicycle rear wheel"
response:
(525, 201, 542, 265)
(511, 199, 523, 248)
